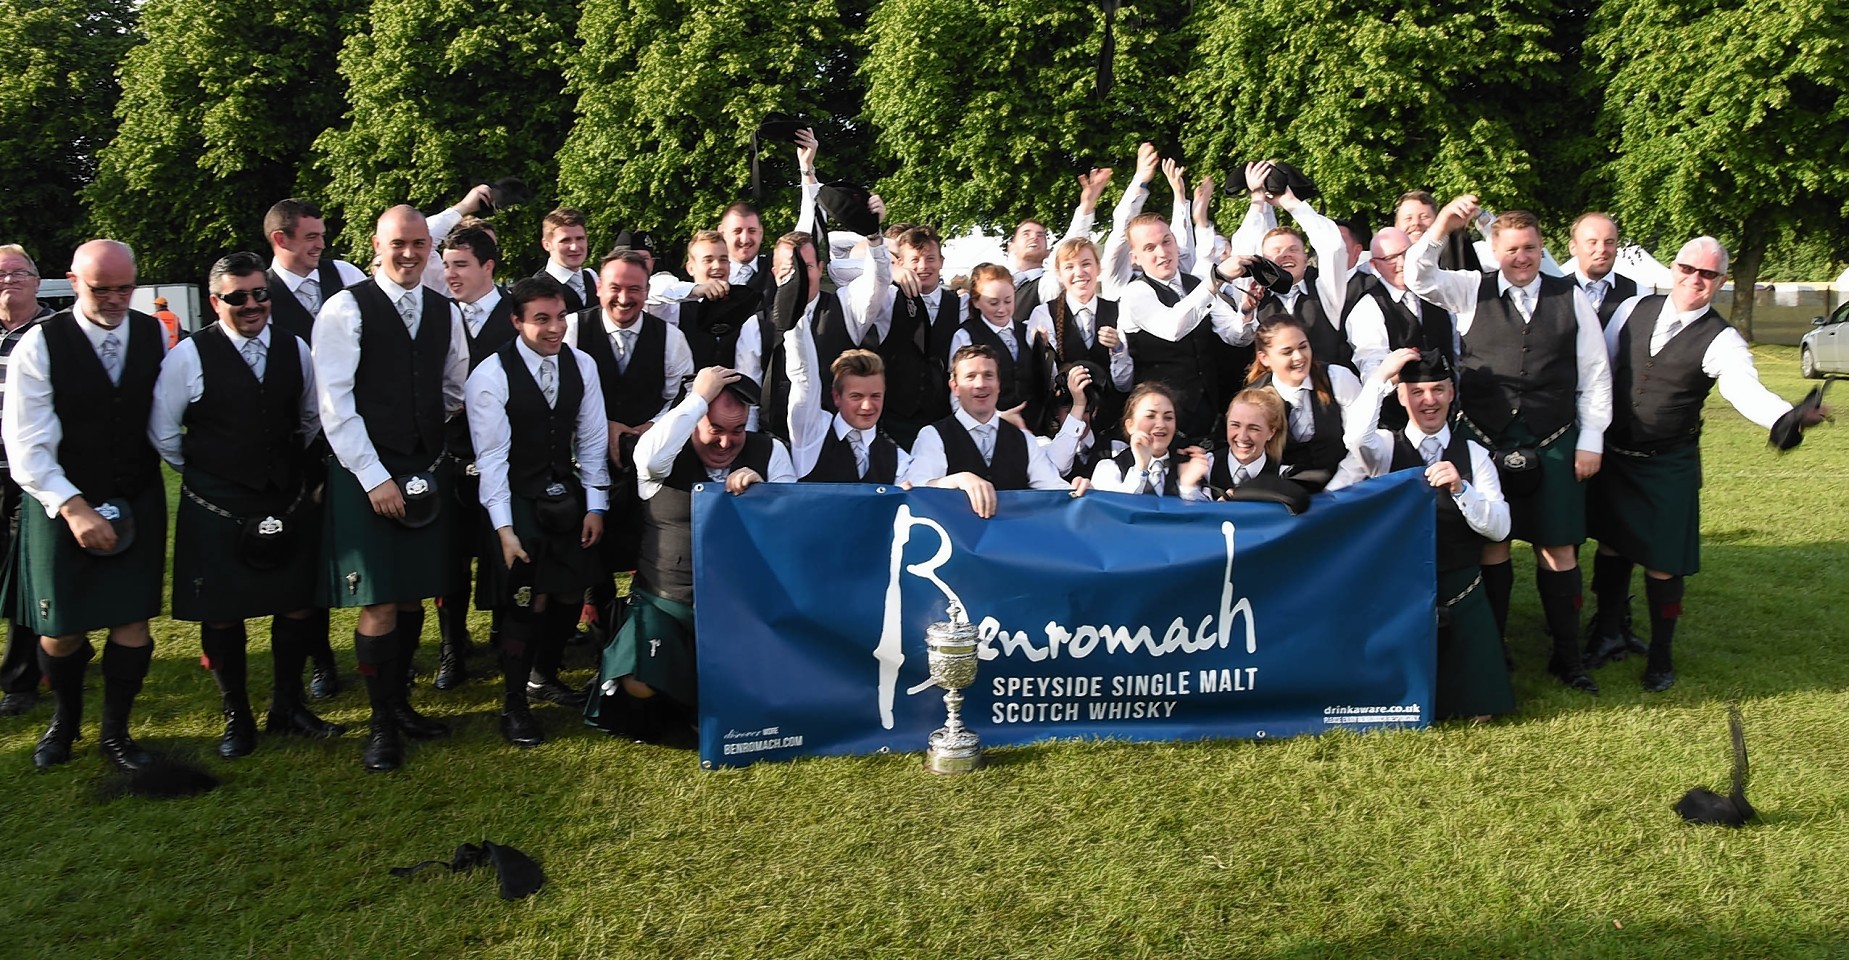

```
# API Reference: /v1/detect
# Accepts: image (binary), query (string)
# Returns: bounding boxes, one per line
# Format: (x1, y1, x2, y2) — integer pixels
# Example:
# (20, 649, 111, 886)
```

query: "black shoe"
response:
(1642, 669, 1677, 693)
(33, 717, 77, 769)
(363, 722, 403, 772)
(99, 734, 155, 773)
(1552, 670, 1600, 695)
(1584, 632, 1630, 670)
(218, 708, 258, 759)
(266, 704, 347, 739)
(527, 675, 588, 707)
(0, 690, 40, 716)
(390, 700, 450, 740)
(433, 643, 467, 691)
(500, 705, 546, 748)
(310, 662, 341, 700)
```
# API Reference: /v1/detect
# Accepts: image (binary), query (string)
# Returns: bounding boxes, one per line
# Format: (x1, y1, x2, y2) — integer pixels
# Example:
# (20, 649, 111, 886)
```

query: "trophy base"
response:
(925, 728, 983, 775)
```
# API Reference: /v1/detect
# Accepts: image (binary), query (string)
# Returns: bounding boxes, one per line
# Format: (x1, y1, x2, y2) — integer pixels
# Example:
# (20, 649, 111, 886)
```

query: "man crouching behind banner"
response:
(1331, 347, 1513, 721)
(900, 345, 1074, 517)
(585, 366, 794, 746)
(466, 277, 610, 748)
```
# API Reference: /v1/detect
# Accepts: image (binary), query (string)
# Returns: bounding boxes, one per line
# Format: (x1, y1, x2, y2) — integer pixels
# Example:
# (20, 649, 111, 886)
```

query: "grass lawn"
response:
(3, 347, 1845, 959)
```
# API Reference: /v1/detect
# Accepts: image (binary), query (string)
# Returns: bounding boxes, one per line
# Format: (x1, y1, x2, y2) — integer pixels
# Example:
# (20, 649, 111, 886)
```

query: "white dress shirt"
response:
(3, 307, 172, 516)
(899, 407, 1069, 490)
(1089, 451, 1210, 500)
(1035, 415, 1094, 477)
(1601, 296, 1791, 430)
(1022, 292, 1135, 392)
(1403, 234, 1613, 454)
(421, 205, 468, 292)
(1115, 271, 1252, 347)
(1213, 451, 1270, 489)
(1328, 374, 1510, 541)
(562, 310, 694, 426)
(1099, 182, 1197, 293)
(454, 286, 503, 339)
(311, 276, 470, 492)
(149, 321, 319, 469)
(1343, 278, 1460, 382)
(464, 339, 611, 531)
(783, 315, 912, 480)
(269, 258, 368, 314)
(1227, 196, 1350, 321)
(634, 392, 796, 500)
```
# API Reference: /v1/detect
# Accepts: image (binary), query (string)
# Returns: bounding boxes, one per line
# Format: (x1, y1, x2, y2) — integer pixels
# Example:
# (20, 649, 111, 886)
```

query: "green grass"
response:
(4, 347, 1845, 960)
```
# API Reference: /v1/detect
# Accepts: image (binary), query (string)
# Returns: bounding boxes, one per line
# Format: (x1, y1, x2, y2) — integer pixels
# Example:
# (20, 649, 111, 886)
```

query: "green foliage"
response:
(0, 0, 137, 275)
(861, 0, 1193, 232)
(311, 0, 580, 273)
(559, 0, 871, 248)
(1182, 0, 1589, 230)
(83, 0, 358, 284)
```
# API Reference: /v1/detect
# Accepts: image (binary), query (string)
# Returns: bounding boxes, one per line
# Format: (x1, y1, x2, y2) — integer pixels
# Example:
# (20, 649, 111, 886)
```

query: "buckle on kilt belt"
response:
(183, 484, 306, 571)
(1456, 414, 1571, 500)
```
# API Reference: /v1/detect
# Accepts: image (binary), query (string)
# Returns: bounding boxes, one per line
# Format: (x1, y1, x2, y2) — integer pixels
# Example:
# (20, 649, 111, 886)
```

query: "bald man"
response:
(1344, 226, 1458, 429)
(2, 240, 169, 771)
(1566, 213, 1637, 328)
(313, 205, 469, 771)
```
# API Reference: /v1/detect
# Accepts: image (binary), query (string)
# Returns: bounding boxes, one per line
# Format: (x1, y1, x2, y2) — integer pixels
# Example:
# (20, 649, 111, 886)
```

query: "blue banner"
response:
(692, 471, 1436, 768)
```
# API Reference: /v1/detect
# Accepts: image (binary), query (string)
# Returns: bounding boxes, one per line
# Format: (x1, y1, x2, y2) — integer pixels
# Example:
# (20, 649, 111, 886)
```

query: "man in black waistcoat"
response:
(880, 226, 963, 447)
(0, 243, 52, 717)
(584, 366, 794, 745)
(1228, 161, 1355, 374)
(1344, 226, 1458, 430)
(1566, 213, 1638, 329)
(431, 225, 517, 690)
(465, 277, 610, 746)
(900, 346, 1072, 517)
(647, 229, 761, 370)
(2, 240, 168, 771)
(537, 207, 596, 314)
(1586, 237, 1829, 692)
(313, 205, 470, 772)
(152, 252, 343, 758)
(1406, 197, 1614, 694)
(719, 201, 774, 296)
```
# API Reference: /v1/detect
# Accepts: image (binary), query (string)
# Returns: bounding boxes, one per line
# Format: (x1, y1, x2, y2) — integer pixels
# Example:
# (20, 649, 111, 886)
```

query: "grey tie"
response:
(1145, 458, 1166, 492)
(850, 430, 868, 476)
(1421, 435, 1443, 466)
(1077, 308, 1094, 346)
(242, 338, 266, 379)
(616, 328, 636, 374)
(998, 326, 1017, 360)
(1288, 397, 1314, 442)
(298, 278, 321, 314)
(1585, 279, 1607, 311)
(1402, 290, 1420, 314)
(566, 272, 585, 304)
(1232, 465, 1250, 486)
(1657, 319, 1683, 355)
(975, 423, 996, 465)
(1513, 287, 1533, 321)
(396, 291, 419, 333)
(100, 331, 122, 384)
(539, 357, 558, 408)
(460, 302, 480, 335)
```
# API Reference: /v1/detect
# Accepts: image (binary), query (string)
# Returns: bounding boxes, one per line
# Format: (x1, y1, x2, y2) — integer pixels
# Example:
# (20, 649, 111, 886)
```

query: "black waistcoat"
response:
(759, 293, 845, 442)
(1013, 272, 1044, 323)
(1365, 284, 1456, 433)
(42, 311, 162, 501)
(957, 316, 1035, 413)
(182, 324, 306, 494)
(447, 295, 520, 462)
(541, 268, 597, 315)
(1041, 297, 1125, 438)
(1591, 272, 1639, 329)
(1387, 428, 1482, 572)
(882, 286, 959, 424)
(1209, 453, 1278, 491)
(1257, 284, 1356, 374)
(933, 415, 1029, 490)
(801, 423, 899, 484)
(807, 294, 882, 414)
(637, 432, 777, 605)
(266, 261, 345, 341)
(1249, 370, 1347, 474)
(1127, 274, 1224, 440)
(576, 309, 670, 426)
(1609, 295, 1728, 452)
(349, 281, 451, 475)
(1458, 273, 1579, 438)
(501, 342, 585, 498)
(680, 287, 761, 370)
(1109, 448, 1180, 496)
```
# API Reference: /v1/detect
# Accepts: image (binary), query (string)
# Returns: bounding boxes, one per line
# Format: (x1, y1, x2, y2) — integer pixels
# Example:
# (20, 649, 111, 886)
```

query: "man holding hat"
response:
(1332, 347, 1515, 721)
(1229, 160, 1355, 373)
(151, 252, 342, 758)
(647, 229, 761, 370)
(585, 365, 793, 745)
(1586, 236, 1829, 691)
(3, 239, 168, 771)
(465, 276, 609, 746)
(313, 205, 469, 771)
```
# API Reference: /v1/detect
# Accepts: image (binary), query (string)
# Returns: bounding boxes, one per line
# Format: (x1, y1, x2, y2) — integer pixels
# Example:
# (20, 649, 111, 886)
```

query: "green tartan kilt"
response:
(481, 493, 601, 608)
(1466, 419, 1586, 547)
(1588, 443, 1702, 576)
(317, 456, 457, 608)
(1435, 566, 1516, 720)
(586, 589, 696, 714)
(14, 483, 167, 635)
(171, 470, 317, 622)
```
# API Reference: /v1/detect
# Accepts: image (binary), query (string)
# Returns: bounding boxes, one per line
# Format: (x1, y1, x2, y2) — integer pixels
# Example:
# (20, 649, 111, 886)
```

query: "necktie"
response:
(1513, 288, 1533, 322)
(616, 328, 636, 374)
(460, 302, 480, 336)
(707, 466, 728, 483)
(1289, 397, 1314, 441)
(1585, 280, 1607, 311)
(298, 278, 321, 314)
(566, 272, 585, 304)
(1402, 290, 1420, 315)
(242, 338, 266, 379)
(1657, 319, 1683, 356)
(1232, 465, 1250, 487)
(539, 357, 558, 408)
(1077, 308, 1094, 347)
(1421, 435, 1443, 466)
(850, 430, 868, 477)
(998, 326, 1017, 360)
(975, 423, 996, 465)
(861, 324, 881, 351)
(1145, 458, 1166, 492)
(100, 331, 122, 384)
(397, 291, 419, 333)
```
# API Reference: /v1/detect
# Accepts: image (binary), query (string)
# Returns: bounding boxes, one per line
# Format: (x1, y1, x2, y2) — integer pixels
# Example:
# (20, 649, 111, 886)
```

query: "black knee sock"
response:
(304, 608, 335, 668)
(1644, 576, 1685, 674)
(500, 610, 540, 706)
(199, 623, 250, 709)
(1536, 566, 1584, 673)
(1482, 560, 1514, 640)
(99, 642, 154, 737)
(398, 605, 427, 682)
(269, 616, 313, 706)
(1592, 551, 1633, 636)
(533, 601, 577, 682)
(1, 620, 43, 694)
(354, 629, 398, 715)
(39, 644, 91, 728)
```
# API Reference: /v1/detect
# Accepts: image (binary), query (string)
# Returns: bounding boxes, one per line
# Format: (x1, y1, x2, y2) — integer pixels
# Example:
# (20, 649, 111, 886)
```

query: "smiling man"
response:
(1405, 197, 1613, 695)
(1567, 212, 1636, 327)
(536, 207, 595, 314)
(264, 199, 368, 343)
(312, 205, 470, 771)
(901, 345, 1072, 517)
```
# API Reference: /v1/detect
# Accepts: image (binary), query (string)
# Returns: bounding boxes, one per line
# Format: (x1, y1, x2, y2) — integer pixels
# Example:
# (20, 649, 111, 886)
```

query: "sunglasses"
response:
(217, 287, 272, 306)
(1673, 262, 1722, 282)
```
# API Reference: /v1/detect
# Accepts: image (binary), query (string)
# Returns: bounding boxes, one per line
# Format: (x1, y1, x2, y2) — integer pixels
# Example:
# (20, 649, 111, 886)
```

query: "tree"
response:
(860, 0, 1194, 232)
(558, 0, 873, 247)
(0, 0, 136, 275)
(311, 0, 579, 274)
(84, 0, 357, 283)
(1181, 0, 1590, 233)
(1588, 0, 1849, 340)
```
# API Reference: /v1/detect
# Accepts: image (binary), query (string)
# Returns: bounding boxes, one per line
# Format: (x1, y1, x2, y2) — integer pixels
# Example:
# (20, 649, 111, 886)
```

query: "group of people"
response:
(0, 132, 1828, 776)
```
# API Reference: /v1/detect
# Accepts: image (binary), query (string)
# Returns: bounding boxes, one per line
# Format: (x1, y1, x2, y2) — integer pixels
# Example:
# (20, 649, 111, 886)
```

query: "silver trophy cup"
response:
(924, 602, 983, 775)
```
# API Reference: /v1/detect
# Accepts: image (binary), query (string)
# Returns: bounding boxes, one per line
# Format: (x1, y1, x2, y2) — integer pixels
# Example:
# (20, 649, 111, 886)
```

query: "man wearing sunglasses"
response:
(2, 239, 169, 772)
(150, 252, 343, 759)
(1585, 237, 1829, 692)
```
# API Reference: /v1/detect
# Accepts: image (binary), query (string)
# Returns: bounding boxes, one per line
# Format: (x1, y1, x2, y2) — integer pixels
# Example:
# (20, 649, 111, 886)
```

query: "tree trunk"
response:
(1730, 210, 1772, 343)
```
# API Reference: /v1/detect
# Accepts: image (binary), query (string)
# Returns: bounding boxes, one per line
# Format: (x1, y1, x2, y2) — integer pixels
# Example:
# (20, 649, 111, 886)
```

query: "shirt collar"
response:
(1574, 269, 1608, 289)
(1497, 274, 1542, 300)
(1229, 452, 1267, 476)
(954, 406, 997, 432)
(374, 274, 418, 303)
(1065, 291, 1098, 315)
(269, 261, 308, 289)
(544, 262, 582, 284)
(216, 319, 273, 348)
(832, 414, 871, 442)
(1403, 422, 1451, 450)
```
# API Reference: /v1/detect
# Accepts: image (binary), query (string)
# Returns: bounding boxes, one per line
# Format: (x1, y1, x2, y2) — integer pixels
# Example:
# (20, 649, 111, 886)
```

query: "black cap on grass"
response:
(392, 841, 546, 900)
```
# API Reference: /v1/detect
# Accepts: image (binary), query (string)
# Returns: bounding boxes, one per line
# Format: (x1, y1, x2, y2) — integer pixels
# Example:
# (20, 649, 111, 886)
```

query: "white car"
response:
(1801, 302, 1848, 378)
